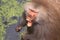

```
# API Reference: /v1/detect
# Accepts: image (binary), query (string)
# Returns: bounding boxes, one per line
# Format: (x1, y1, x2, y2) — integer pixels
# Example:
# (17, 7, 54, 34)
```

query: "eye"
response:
(29, 9, 38, 13)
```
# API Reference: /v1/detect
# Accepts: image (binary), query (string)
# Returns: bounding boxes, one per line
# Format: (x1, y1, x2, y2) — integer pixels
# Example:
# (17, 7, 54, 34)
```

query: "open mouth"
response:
(27, 21, 32, 27)
(26, 9, 38, 27)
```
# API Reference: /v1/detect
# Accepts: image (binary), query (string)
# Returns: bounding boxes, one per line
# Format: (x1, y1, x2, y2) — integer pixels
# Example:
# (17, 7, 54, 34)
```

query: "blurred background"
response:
(0, 0, 30, 40)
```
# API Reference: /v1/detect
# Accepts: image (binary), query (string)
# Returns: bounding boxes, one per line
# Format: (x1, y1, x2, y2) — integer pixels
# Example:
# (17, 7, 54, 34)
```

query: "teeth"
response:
(26, 18, 30, 21)
(27, 22, 32, 27)
(26, 16, 31, 21)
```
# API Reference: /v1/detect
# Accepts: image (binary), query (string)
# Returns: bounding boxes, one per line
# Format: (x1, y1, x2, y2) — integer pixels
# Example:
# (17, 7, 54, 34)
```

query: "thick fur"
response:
(16, 0, 60, 40)
(22, 0, 60, 40)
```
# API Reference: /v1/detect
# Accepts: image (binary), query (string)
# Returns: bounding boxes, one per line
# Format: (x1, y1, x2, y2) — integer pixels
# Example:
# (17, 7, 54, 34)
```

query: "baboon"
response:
(16, 0, 60, 40)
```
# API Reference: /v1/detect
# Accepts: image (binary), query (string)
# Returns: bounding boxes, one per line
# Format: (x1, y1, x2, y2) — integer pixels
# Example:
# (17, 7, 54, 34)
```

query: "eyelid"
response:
(29, 9, 38, 13)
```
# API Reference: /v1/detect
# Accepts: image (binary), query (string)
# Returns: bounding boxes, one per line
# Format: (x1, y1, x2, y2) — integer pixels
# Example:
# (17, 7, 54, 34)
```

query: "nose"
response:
(28, 10, 37, 17)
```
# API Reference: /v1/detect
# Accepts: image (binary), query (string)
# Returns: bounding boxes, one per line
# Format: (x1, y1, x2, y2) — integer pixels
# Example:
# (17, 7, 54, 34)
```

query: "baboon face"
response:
(16, 0, 60, 40)
(22, 0, 60, 40)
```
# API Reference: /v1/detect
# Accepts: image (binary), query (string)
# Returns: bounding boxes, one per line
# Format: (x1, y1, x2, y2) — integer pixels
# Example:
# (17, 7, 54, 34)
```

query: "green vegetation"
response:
(0, 0, 25, 40)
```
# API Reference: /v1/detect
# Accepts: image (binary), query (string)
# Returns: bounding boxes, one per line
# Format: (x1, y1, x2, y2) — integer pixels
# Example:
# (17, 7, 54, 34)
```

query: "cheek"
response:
(35, 13, 48, 23)
(35, 7, 48, 22)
